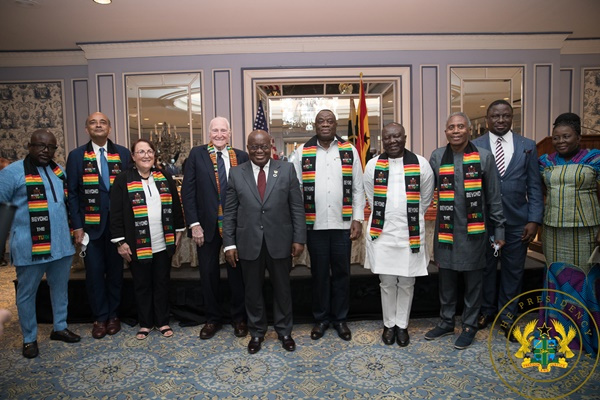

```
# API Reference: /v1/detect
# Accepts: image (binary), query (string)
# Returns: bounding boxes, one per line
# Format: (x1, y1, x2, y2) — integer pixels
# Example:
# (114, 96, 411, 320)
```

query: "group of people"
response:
(1, 100, 598, 358)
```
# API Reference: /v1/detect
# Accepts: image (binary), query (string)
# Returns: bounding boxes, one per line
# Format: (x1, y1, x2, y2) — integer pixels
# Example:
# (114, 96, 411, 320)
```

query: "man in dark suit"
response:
(66, 112, 131, 339)
(181, 117, 249, 339)
(472, 100, 544, 340)
(223, 130, 306, 354)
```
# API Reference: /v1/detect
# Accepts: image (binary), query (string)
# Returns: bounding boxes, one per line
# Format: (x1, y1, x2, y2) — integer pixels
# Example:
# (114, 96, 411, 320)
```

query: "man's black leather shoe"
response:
(500, 325, 518, 343)
(50, 329, 81, 343)
(396, 328, 410, 347)
(333, 322, 352, 341)
(23, 341, 39, 358)
(247, 336, 264, 354)
(310, 322, 329, 340)
(278, 335, 296, 351)
(382, 327, 395, 345)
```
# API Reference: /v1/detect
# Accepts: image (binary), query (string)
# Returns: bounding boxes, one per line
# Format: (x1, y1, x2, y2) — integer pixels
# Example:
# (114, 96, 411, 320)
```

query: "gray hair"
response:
(209, 116, 231, 132)
(447, 112, 472, 128)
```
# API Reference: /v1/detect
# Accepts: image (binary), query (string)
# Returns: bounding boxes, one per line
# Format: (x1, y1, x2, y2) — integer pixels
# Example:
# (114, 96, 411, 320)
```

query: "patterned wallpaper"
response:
(583, 69, 600, 134)
(0, 81, 66, 166)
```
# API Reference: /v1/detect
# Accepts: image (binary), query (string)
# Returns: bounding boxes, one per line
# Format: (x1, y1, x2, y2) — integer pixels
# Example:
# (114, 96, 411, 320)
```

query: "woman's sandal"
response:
(136, 328, 152, 340)
(158, 326, 174, 338)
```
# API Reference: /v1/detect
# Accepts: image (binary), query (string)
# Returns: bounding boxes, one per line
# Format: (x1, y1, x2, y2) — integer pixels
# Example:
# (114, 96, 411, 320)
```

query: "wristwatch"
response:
(116, 240, 126, 247)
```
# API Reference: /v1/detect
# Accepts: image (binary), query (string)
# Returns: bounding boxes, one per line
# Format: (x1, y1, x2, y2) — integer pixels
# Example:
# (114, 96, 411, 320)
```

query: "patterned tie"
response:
(99, 147, 110, 189)
(217, 151, 227, 207)
(257, 167, 266, 201)
(494, 137, 506, 176)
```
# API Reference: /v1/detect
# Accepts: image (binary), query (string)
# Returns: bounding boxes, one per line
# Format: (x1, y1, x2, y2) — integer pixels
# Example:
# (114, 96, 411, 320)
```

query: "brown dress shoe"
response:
(247, 336, 264, 354)
(92, 321, 107, 339)
(200, 323, 222, 340)
(310, 322, 329, 340)
(106, 318, 121, 335)
(278, 335, 296, 351)
(382, 327, 395, 345)
(233, 321, 248, 337)
(333, 322, 352, 341)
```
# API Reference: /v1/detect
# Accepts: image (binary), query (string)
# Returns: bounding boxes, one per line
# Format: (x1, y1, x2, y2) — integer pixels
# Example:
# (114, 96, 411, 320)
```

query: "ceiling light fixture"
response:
(93, 0, 112, 4)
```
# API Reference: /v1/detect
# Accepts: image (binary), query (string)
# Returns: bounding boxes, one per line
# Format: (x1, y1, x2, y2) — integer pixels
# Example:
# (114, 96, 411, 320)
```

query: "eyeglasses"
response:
(134, 149, 155, 156)
(30, 143, 58, 152)
(248, 145, 271, 152)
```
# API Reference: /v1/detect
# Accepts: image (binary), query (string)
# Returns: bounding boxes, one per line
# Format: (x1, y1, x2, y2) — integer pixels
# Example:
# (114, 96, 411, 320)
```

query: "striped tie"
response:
(495, 137, 505, 176)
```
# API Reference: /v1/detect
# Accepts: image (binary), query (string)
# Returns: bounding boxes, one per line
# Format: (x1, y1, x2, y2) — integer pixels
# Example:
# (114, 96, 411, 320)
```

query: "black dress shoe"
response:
(200, 323, 222, 340)
(477, 313, 494, 329)
(333, 322, 352, 341)
(310, 322, 329, 340)
(500, 325, 518, 343)
(396, 327, 410, 347)
(278, 335, 296, 351)
(233, 321, 248, 337)
(247, 336, 264, 354)
(50, 329, 81, 343)
(23, 341, 39, 359)
(382, 327, 395, 345)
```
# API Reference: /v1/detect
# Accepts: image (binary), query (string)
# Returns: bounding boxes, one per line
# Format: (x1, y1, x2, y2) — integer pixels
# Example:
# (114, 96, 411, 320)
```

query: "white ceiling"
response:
(0, 0, 598, 52)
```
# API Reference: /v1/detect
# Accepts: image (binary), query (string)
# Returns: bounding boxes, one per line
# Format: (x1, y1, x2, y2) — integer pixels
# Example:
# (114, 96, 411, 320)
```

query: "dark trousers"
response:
(306, 229, 352, 324)
(240, 240, 293, 337)
(197, 231, 246, 324)
(438, 268, 483, 330)
(480, 224, 528, 323)
(84, 226, 123, 322)
(129, 250, 171, 329)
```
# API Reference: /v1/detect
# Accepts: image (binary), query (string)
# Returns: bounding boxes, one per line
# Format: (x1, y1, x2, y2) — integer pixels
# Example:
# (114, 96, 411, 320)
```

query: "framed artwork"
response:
(0, 81, 66, 165)
(582, 68, 600, 135)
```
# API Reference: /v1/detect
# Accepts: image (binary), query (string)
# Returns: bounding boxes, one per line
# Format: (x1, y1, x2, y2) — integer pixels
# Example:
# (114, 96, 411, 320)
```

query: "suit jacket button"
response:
(260, 226, 263, 229)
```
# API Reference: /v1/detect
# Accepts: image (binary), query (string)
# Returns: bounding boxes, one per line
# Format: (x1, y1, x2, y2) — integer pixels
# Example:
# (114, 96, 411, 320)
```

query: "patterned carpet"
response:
(0, 266, 598, 399)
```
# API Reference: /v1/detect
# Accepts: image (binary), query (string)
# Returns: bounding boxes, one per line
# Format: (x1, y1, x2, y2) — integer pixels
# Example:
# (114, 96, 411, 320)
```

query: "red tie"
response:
(257, 167, 266, 201)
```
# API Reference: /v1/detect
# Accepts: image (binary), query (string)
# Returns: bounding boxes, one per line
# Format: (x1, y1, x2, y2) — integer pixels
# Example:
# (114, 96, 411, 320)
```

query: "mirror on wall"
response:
(126, 72, 202, 174)
(255, 80, 398, 158)
(450, 67, 523, 138)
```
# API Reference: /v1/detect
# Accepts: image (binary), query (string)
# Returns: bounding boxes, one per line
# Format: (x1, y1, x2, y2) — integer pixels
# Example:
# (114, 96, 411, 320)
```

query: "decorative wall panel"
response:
(583, 68, 600, 133)
(0, 81, 66, 165)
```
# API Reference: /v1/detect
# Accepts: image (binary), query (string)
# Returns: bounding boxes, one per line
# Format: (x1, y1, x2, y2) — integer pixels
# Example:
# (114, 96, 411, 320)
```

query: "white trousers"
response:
(379, 274, 416, 329)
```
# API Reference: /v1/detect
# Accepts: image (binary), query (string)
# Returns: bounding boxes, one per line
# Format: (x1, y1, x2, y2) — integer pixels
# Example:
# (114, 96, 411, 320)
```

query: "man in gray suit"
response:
(223, 130, 306, 354)
(472, 100, 544, 340)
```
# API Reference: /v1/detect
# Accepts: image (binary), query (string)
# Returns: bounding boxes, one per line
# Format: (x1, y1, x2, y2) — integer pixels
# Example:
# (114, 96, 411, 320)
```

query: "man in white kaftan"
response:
(364, 123, 434, 346)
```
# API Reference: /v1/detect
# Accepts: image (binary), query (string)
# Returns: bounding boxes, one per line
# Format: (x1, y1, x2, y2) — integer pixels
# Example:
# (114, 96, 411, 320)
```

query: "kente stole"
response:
(23, 155, 68, 260)
(207, 143, 238, 236)
(437, 142, 484, 248)
(301, 135, 353, 228)
(369, 150, 422, 253)
(82, 140, 122, 228)
(126, 169, 175, 261)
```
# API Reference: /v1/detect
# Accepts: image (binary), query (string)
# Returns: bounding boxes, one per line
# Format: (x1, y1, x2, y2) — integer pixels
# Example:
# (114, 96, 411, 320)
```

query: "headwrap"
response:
(369, 150, 422, 253)
(301, 135, 353, 228)
(82, 140, 123, 227)
(207, 143, 238, 236)
(437, 142, 484, 248)
(23, 155, 68, 260)
(126, 169, 175, 262)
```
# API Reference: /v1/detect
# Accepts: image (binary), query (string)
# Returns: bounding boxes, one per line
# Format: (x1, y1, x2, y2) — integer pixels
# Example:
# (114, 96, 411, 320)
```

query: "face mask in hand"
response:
(79, 233, 89, 258)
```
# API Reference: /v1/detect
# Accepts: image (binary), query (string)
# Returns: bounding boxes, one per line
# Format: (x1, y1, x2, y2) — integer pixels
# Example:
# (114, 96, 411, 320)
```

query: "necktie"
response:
(99, 147, 110, 189)
(217, 151, 227, 207)
(494, 137, 505, 176)
(257, 167, 266, 201)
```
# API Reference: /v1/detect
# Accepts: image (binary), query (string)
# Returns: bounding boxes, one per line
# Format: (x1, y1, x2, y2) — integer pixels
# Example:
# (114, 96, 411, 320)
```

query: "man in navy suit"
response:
(472, 100, 544, 340)
(67, 112, 131, 339)
(223, 130, 306, 354)
(181, 117, 249, 340)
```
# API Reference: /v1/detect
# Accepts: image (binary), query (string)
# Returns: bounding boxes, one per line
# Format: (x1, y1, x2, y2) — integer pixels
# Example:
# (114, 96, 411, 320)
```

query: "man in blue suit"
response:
(472, 100, 544, 340)
(67, 112, 131, 339)
(182, 117, 249, 340)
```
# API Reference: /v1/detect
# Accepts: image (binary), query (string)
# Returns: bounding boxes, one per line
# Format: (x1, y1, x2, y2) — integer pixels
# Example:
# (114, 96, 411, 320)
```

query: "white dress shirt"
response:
(91, 141, 108, 176)
(488, 130, 514, 171)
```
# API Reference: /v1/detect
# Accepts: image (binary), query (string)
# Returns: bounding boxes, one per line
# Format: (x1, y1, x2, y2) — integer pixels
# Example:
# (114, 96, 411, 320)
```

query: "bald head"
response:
(247, 130, 271, 167)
